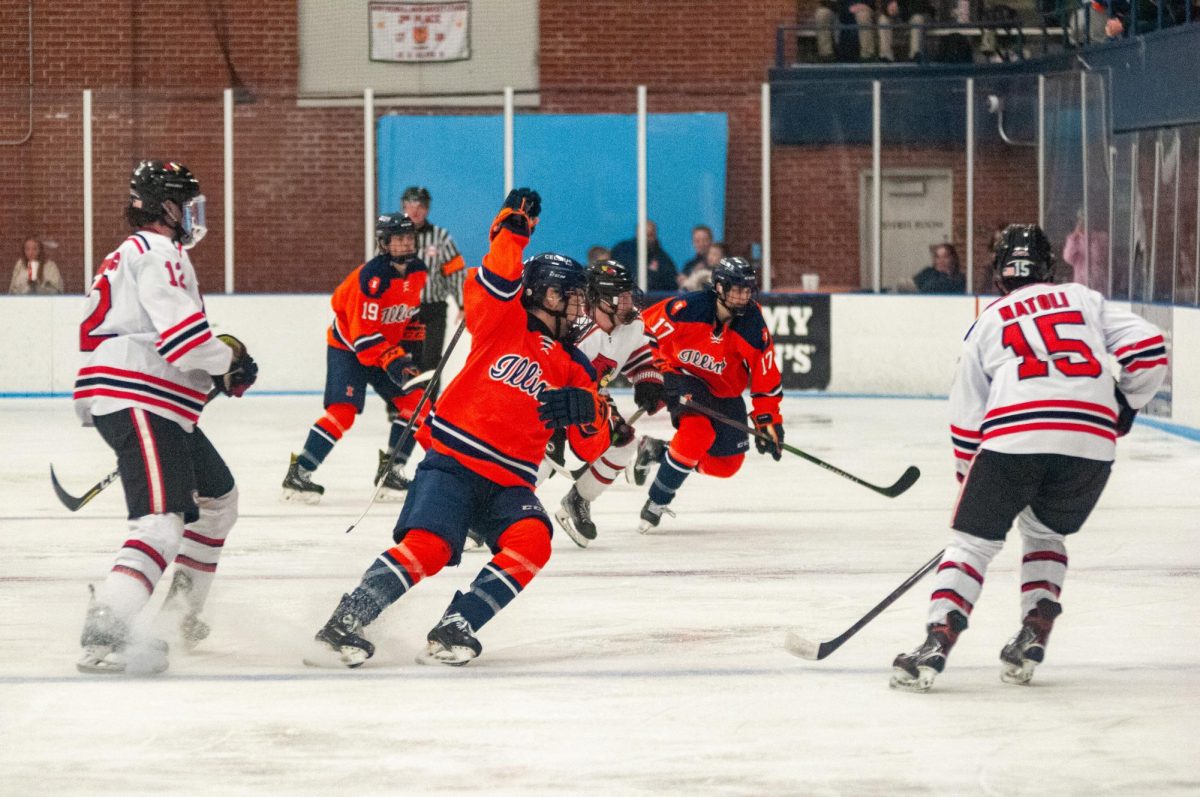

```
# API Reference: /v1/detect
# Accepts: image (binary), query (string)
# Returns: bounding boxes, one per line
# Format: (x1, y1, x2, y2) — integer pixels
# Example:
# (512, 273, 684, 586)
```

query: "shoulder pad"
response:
(359, 256, 395, 298)
(565, 343, 599, 381)
(731, 304, 771, 351)
(666, 290, 716, 322)
(406, 256, 428, 275)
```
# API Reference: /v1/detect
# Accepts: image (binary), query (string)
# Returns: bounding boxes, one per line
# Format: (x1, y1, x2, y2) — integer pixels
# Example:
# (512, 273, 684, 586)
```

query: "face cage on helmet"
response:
(177, 194, 207, 249)
(591, 285, 642, 325)
(533, 285, 587, 342)
(715, 277, 755, 317)
(379, 232, 417, 264)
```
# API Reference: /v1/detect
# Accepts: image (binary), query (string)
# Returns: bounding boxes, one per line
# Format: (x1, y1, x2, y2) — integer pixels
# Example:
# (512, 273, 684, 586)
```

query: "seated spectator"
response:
(880, 0, 934, 61)
(680, 241, 726, 292)
(587, 245, 611, 265)
(10, 237, 63, 295)
(611, 220, 678, 293)
(912, 243, 966, 293)
(814, 0, 881, 61)
(705, 241, 727, 268)
(680, 225, 713, 277)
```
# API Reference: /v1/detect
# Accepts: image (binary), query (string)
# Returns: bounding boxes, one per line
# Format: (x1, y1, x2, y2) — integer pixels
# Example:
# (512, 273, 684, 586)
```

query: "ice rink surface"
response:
(1, 394, 1197, 796)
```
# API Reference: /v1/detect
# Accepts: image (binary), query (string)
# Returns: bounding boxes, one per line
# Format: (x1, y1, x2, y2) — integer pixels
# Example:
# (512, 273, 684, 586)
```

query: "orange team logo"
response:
(345, 386, 355, 397)
(671, 300, 686, 313)
(762, 328, 770, 345)
(368, 276, 382, 295)
(413, 26, 428, 44)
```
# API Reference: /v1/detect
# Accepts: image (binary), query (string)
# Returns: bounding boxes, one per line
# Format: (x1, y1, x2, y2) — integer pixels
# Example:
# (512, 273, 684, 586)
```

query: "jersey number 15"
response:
(1001, 311, 1102, 380)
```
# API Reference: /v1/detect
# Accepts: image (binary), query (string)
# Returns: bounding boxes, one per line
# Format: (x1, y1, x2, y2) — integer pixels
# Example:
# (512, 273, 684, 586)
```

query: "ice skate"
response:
(637, 498, 674, 534)
(555, 485, 597, 548)
(462, 530, 487, 554)
(627, 436, 665, 486)
(1000, 599, 1062, 685)
(281, 453, 324, 504)
(417, 612, 481, 666)
(77, 586, 168, 675)
(304, 595, 375, 669)
(161, 569, 210, 650)
(374, 450, 410, 502)
(889, 611, 968, 693)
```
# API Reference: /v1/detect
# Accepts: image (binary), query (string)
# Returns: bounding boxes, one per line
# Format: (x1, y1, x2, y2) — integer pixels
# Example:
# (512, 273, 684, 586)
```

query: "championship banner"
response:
(369, 2, 471, 63)
(758, 294, 831, 390)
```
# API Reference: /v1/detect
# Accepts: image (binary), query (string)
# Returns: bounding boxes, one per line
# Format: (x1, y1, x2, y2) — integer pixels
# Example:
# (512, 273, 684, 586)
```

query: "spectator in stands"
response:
(912, 243, 966, 293)
(611, 220, 678, 293)
(1062, 210, 1109, 290)
(680, 225, 713, 277)
(680, 241, 725, 292)
(9, 237, 63, 295)
(587, 245, 611, 265)
(880, 0, 934, 61)
(814, 0, 881, 61)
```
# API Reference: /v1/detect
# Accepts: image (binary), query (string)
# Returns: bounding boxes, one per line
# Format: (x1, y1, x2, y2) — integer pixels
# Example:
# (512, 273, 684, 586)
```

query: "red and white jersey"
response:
(573, 317, 661, 389)
(950, 281, 1168, 474)
(73, 231, 233, 431)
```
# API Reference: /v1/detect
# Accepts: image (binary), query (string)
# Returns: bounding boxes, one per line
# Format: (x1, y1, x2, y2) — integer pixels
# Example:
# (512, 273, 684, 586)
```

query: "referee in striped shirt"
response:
(402, 186, 466, 372)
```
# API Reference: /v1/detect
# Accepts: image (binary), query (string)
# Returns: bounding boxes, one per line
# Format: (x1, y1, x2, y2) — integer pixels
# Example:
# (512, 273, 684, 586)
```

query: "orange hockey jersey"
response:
(417, 229, 609, 487)
(643, 291, 783, 423)
(326, 255, 427, 367)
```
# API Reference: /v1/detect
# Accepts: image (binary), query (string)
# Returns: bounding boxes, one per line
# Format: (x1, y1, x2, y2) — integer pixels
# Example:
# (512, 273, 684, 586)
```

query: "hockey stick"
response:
(50, 465, 120, 512)
(784, 549, 944, 660)
(678, 397, 921, 498)
(345, 320, 467, 534)
(543, 407, 648, 480)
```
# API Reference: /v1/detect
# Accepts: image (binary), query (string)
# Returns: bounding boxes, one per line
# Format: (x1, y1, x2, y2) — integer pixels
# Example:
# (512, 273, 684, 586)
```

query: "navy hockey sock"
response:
(648, 449, 694, 506)
(299, 426, 336, 472)
(446, 521, 549, 631)
(388, 424, 419, 466)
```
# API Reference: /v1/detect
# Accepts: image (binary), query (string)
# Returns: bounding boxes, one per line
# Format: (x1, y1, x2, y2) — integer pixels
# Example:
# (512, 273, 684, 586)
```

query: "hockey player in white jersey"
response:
(550, 260, 666, 547)
(73, 161, 258, 674)
(890, 224, 1169, 692)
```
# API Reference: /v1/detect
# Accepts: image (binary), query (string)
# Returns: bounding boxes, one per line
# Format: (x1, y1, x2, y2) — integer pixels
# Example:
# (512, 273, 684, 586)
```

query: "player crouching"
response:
(890, 225, 1168, 692)
(634, 257, 784, 532)
(306, 189, 614, 668)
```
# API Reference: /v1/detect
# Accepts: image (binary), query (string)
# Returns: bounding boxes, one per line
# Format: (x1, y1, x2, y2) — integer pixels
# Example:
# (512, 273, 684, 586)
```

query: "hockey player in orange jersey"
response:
(307, 188, 614, 667)
(635, 257, 785, 532)
(281, 213, 428, 503)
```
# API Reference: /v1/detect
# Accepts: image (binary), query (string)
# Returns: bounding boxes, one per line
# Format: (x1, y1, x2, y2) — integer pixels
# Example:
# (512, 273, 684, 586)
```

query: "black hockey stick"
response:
(345, 320, 467, 534)
(784, 549, 944, 660)
(678, 397, 921, 498)
(50, 465, 119, 512)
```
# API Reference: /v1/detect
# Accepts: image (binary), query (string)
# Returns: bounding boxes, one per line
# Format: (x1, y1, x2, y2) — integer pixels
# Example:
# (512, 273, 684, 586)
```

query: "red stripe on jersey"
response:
(158, 312, 206, 342)
(175, 554, 218, 573)
(78, 366, 209, 400)
(1021, 580, 1062, 596)
(74, 388, 201, 423)
(122, 539, 168, 570)
(950, 425, 982, 439)
(113, 564, 155, 594)
(1022, 550, 1068, 565)
(1127, 358, 1168, 372)
(183, 530, 226, 548)
(953, 450, 975, 461)
(983, 421, 1116, 441)
(1114, 335, 1164, 357)
(985, 399, 1116, 421)
(165, 330, 214, 363)
(127, 236, 146, 254)
(131, 408, 165, 514)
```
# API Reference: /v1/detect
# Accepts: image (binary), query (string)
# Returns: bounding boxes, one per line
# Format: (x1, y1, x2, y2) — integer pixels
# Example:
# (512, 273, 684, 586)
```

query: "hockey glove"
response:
(213, 334, 258, 397)
(1114, 386, 1137, 437)
(753, 413, 784, 461)
(380, 347, 421, 391)
(537, 387, 595, 430)
(633, 379, 667, 415)
(490, 188, 541, 240)
(602, 395, 635, 447)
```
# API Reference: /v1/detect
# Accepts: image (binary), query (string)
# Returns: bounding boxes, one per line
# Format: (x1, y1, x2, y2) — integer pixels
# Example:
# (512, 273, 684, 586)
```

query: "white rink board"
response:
(1, 395, 1198, 796)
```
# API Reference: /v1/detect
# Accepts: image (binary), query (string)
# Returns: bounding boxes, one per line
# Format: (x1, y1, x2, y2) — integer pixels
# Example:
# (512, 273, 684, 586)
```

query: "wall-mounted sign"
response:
(369, 1, 471, 63)
(759, 294, 831, 390)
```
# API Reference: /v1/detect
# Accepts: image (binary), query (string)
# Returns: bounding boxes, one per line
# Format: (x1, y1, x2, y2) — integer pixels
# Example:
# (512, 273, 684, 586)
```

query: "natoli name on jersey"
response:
(997, 290, 1072, 321)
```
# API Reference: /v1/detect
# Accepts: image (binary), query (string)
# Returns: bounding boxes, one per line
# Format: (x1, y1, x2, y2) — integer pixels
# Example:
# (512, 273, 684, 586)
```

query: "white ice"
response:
(1, 395, 1197, 796)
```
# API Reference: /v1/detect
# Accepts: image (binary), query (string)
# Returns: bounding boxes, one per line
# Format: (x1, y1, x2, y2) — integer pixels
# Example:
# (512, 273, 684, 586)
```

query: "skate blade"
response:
(462, 539, 487, 554)
(1000, 660, 1036, 685)
(636, 520, 660, 535)
(554, 509, 592, 549)
(375, 489, 408, 503)
(415, 646, 476, 667)
(281, 489, 322, 505)
(888, 665, 937, 693)
(302, 640, 369, 669)
(77, 642, 169, 676)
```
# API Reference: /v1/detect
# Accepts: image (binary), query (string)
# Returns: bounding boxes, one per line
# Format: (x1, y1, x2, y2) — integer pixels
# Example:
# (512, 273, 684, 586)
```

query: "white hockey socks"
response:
(575, 438, 637, 502)
(928, 530, 1003, 626)
(98, 512, 185, 622)
(1017, 508, 1068, 617)
(172, 487, 238, 613)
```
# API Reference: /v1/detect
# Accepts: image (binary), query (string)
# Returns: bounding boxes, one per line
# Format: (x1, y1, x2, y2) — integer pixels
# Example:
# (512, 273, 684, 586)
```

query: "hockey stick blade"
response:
(878, 465, 921, 498)
(401, 370, 434, 392)
(783, 631, 826, 660)
(50, 465, 120, 512)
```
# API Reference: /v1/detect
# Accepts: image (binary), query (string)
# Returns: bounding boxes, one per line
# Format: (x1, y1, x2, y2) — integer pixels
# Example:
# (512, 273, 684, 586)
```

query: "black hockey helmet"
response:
(401, 186, 431, 207)
(522, 252, 588, 340)
(586, 259, 640, 325)
(127, 160, 206, 247)
(375, 212, 417, 266)
(993, 224, 1055, 294)
(711, 256, 757, 316)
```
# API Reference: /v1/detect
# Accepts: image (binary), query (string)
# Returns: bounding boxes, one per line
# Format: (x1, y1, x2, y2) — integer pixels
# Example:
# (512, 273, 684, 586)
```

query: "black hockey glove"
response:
(1114, 386, 1137, 437)
(380, 347, 421, 391)
(753, 413, 784, 461)
(537, 387, 595, 430)
(490, 188, 541, 239)
(604, 395, 636, 447)
(214, 334, 258, 397)
(633, 379, 667, 415)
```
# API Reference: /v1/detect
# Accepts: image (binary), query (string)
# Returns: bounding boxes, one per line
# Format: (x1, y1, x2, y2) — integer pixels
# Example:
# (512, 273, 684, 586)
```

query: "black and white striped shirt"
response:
(415, 221, 465, 305)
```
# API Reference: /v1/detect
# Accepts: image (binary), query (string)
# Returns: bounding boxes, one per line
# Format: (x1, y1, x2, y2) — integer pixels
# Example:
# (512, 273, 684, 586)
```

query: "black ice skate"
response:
(374, 450, 410, 502)
(418, 612, 481, 666)
(889, 611, 968, 693)
(555, 485, 597, 548)
(627, 436, 665, 486)
(162, 569, 210, 650)
(306, 595, 375, 669)
(281, 453, 325, 504)
(77, 585, 168, 675)
(1000, 598, 1062, 685)
(637, 498, 675, 534)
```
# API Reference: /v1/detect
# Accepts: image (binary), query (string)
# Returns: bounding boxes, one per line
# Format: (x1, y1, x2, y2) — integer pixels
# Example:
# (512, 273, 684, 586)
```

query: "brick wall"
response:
(1, 0, 1033, 294)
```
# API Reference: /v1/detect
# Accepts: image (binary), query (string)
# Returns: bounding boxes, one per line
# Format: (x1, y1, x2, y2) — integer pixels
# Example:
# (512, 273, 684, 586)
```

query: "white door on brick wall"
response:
(858, 169, 954, 291)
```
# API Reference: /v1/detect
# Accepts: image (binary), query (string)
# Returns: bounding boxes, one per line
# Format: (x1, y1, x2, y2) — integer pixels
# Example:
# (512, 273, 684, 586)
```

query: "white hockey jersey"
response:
(74, 231, 233, 431)
(950, 282, 1168, 475)
(573, 317, 660, 388)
